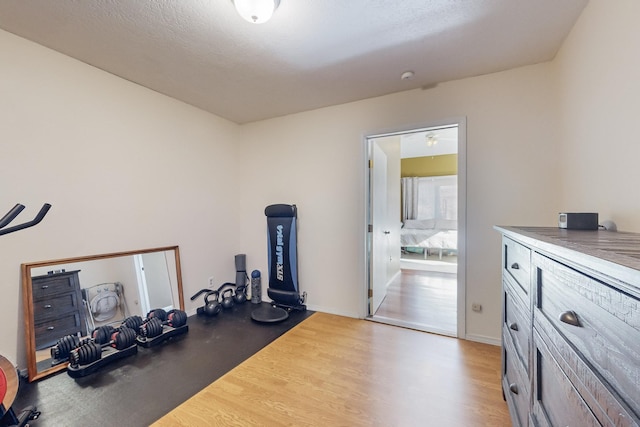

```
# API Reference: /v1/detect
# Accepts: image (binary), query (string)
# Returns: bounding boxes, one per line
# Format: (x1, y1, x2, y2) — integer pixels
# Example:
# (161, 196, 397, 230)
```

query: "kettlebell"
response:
(204, 290, 221, 316)
(191, 288, 222, 317)
(220, 288, 235, 309)
(234, 285, 248, 304)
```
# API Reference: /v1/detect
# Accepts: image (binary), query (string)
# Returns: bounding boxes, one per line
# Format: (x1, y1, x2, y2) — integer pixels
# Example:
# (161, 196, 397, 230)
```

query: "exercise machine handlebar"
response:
(0, 203, 52, 236)
(0, 203, 26, 229)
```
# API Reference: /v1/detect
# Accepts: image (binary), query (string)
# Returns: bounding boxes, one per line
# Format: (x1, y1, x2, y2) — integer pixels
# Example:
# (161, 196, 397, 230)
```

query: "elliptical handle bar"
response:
(0, 203, 51, 236)
(190, 289, 212, 301)
(0, 203, 26, 229)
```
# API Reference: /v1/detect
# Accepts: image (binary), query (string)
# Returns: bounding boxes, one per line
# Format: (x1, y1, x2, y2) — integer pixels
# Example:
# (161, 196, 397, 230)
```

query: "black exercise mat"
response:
(12, 302, 313, 427)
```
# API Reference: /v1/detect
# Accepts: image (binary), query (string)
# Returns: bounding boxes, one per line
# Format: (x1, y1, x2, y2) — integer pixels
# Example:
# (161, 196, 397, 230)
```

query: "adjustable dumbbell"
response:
(50, 334, 81, 361)
(122, 315, 144, 330)
(124, 308, 188, 340)
(69, 325, 137, 367)
(141, 308, 168, 337)
(166, 309, 188, 327)
(146, 308, 167, 321)
(51, 325, 127, 362)
(145, 308, 187, 328)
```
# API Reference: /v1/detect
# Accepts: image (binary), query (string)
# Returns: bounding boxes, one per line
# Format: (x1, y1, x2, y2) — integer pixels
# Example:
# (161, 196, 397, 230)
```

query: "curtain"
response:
(401, 177, 419, 221)
(402, 176, 457, 221)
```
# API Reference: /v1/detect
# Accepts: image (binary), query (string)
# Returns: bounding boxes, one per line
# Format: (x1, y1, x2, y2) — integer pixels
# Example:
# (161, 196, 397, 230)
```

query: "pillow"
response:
(403, 219, 435, 229)
(435, 219, 458, 230)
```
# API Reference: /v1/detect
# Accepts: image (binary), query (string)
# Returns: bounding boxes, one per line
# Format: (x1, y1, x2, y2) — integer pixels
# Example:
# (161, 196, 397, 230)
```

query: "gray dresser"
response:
(495, 226, 640, 427)
(31, 270, 86, 350)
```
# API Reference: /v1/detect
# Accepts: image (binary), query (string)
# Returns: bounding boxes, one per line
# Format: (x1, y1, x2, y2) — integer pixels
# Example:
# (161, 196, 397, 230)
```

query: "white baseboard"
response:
(305, 305, 359, 319)
(464, 333, 501, 347)
(367, 315, 457, 337)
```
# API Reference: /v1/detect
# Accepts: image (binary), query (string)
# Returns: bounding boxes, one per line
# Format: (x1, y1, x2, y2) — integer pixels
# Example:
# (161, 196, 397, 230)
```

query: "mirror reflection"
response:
(22, 246, 184, 382)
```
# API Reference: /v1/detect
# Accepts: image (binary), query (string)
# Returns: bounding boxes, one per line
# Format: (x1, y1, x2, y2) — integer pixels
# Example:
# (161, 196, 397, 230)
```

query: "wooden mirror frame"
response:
(21, 246, 184, 382)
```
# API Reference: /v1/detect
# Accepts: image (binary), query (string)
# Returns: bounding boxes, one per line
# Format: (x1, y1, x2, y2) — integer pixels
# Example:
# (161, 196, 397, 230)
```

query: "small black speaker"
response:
(558, 213, 598, 230)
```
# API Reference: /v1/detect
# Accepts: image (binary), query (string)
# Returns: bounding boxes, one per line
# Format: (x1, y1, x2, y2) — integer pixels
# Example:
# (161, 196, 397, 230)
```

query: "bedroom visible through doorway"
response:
(366, 122, 465, 337)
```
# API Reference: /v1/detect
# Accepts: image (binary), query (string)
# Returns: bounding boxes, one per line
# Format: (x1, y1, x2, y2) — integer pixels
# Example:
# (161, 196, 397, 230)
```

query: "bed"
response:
(400, 219, 458, 259)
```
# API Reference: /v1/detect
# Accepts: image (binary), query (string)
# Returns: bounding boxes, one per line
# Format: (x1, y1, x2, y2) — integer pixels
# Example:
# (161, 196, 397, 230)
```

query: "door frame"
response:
(363, 117, 467, 339)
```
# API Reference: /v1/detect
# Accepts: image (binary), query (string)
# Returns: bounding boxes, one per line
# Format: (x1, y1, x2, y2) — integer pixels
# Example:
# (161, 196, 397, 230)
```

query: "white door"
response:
(369, 141, 388, 314)
(134, 252, 174, 314)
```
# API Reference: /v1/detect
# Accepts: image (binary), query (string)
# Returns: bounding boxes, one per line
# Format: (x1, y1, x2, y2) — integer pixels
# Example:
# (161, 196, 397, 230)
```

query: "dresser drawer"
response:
(32, 271, 81, 300)
(534, 252, 640, 423)
(532, 330, 600, 427)
(503, 332, 530, 427)
(34, 312, 84, 350)
(504, 278, 530, 373)
(33, 292, 83, 323)
(504, 237, 531, 297)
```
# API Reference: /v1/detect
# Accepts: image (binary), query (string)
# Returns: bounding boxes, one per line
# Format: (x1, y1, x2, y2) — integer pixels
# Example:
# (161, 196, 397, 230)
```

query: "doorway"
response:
(134, 252, 175, 314)
(366, 119, 466, 338)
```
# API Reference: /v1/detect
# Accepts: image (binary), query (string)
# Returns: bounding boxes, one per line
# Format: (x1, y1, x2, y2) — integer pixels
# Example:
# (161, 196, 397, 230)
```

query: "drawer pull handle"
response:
(511, 263, 519, 270)
(41, 285, 49, 289)
(509, 322, 519, 331)
(43, 304, 52, 309)
(509, 383, 519, 395)
(47, 326, 55, 331)
(559, 310, 580, 327)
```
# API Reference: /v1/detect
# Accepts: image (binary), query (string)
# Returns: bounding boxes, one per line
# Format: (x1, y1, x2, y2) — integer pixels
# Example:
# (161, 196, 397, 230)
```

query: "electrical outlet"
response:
(208, 276, 215, 288)
(472, 303, 482, 312)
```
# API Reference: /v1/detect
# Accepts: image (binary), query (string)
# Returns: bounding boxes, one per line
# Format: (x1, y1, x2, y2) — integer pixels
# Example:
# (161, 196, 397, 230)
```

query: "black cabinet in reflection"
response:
(31, 270, 87, 350)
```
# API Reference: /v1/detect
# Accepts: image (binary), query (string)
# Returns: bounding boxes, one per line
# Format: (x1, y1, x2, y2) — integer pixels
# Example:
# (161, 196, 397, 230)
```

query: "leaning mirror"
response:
(21, 246, 184, 382)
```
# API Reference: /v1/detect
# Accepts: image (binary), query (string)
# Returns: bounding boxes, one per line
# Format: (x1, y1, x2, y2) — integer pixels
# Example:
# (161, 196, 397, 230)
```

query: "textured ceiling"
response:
(401, 126, 459, 159)
(0, 0, 588, 124)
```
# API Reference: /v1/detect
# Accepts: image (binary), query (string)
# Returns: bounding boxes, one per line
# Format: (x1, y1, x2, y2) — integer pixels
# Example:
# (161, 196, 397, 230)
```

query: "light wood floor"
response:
(373, 269, 457, 335)
(153, 312, 510, 427)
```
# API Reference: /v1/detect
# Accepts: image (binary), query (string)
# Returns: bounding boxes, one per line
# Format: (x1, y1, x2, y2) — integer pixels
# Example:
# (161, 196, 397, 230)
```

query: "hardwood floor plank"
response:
(153, 312, 510, 427)
(373, 269, 457, 334)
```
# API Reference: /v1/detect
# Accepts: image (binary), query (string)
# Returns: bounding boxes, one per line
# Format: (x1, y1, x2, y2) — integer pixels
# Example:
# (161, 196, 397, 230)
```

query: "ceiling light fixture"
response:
(426, 133, 438, 147)
(401, 70, 415, 80)
(232, 0, 280, 24)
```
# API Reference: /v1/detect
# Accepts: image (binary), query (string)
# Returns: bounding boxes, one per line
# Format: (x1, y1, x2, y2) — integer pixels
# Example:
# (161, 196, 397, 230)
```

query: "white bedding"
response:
(401, 229, 457, 249)
(400, 228, 439, 247)
(400, 219, 458, 257)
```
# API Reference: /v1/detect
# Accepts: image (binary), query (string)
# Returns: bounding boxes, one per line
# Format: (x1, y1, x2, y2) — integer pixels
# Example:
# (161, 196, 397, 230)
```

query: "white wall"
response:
(237, 63, 561, 343)
(555, 0, 640, 231)
(0, 30, 241, 367)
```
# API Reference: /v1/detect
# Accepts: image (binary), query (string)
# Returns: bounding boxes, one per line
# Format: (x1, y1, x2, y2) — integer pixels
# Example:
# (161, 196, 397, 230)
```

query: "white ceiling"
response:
(0, 0, 588, 124)
(401, 126, 458, 159)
